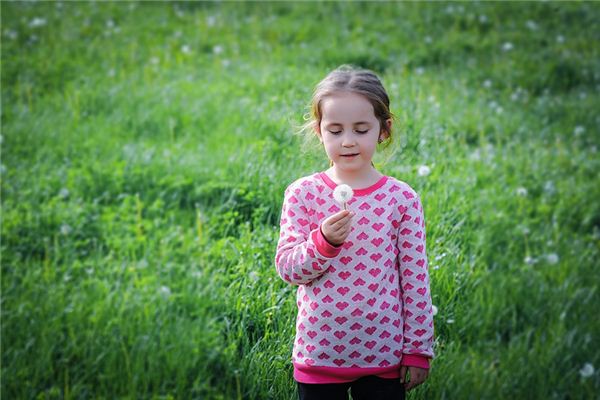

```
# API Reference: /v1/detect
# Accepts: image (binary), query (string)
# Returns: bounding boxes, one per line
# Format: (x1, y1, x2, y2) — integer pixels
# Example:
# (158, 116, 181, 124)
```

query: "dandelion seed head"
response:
(418, 165, 431, 176)
(483, 79, 492, 88)
(574, 126, 585, 136)
(516, 187, 528, 197)
(213, 44, 224, 55)
(181, 44, 191, 54)
(60, 224, 72, 235)
(579, 363, 594, 378)
(29, 17, 47, 28)
(432, 305, 438, 315)
(333, 184, 354, 205)
(502, 42, 514, 52)
(546, 253, 559, 265)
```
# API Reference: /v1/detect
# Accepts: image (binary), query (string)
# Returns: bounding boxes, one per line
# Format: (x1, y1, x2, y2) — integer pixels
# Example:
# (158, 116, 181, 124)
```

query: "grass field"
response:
(2, 1, 599, 399)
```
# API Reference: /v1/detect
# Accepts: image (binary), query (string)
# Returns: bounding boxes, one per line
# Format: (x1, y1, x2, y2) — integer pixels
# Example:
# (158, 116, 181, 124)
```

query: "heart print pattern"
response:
(275, 172, 434, 376)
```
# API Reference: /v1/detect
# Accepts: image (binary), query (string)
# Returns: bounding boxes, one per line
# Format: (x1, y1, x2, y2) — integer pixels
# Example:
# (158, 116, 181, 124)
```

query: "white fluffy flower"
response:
(418, 165, 431, 176)
(432, 305, 438, 316)
(546, 253, 559, 265)
(579, 363, 594, 378)
(333, 184, 353, 210)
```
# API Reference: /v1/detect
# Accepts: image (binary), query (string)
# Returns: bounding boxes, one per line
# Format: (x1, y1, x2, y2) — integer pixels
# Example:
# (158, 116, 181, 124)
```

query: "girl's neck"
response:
(325, 165, 383, 189)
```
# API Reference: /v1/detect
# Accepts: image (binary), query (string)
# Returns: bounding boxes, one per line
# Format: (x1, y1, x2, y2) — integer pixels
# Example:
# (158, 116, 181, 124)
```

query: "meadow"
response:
(2, 1, 599, 399)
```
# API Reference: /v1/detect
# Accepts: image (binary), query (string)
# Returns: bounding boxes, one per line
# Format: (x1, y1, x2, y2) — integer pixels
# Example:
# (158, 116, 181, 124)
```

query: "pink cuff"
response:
(400, 354, 430, 369)
(311, 225, 343, 258)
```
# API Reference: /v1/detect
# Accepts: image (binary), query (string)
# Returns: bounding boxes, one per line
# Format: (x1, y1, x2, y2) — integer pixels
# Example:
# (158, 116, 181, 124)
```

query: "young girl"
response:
(274, 65, 435, 400)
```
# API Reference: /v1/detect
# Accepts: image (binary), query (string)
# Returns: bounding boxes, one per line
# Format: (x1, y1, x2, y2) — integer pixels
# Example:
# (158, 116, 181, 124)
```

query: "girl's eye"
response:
(329, 131, 342, 135)
(356, 130, 368, 134)
(329, 130, 368, 135)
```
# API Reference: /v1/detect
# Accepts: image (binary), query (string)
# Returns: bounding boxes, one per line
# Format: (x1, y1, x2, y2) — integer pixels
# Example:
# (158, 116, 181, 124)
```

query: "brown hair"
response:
(295, 64, 396, 167)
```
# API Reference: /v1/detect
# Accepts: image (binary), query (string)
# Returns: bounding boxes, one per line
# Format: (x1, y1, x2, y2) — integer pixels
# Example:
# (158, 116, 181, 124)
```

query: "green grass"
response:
(2, 1, 599, 399)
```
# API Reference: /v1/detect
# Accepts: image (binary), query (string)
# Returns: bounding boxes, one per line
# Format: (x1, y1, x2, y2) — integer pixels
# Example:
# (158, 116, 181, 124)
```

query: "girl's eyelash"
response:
(329, 130, 369, 134)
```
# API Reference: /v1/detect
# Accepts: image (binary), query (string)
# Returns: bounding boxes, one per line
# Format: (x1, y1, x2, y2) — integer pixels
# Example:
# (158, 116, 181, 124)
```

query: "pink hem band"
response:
(293, 362, 402, 384)
(312, 226, 343, 258)
(400, 354, 430, 369)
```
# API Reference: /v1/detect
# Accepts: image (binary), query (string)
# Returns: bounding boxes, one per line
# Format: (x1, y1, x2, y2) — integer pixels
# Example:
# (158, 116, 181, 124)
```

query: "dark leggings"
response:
(296, 375, 406, 400)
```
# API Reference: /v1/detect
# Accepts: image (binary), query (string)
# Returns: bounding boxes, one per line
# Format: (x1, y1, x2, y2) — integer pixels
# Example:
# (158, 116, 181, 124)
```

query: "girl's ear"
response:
(314, 122, 323, 142)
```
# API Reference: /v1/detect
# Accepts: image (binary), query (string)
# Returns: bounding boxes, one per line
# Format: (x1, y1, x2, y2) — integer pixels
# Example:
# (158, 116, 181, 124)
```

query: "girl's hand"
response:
(321, 210, 355, 247)
(399, 365, 429, 391)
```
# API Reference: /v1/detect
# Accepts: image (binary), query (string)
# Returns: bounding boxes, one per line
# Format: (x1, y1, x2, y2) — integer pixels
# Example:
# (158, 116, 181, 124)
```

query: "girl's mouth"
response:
(341, 154, 359, 158)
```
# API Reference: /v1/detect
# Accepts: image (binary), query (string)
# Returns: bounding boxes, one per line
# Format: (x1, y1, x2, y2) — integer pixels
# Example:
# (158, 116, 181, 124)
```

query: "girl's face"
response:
(317, 91, 391, 174)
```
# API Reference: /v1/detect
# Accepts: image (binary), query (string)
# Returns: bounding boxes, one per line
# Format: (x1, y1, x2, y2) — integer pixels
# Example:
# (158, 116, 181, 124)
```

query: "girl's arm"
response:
(274, 184, 343, 286)
(397, 192, 435, 368)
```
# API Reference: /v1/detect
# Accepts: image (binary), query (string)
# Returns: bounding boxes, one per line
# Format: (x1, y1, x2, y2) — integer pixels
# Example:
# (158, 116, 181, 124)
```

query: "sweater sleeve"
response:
(397, 192, 435, 367)
(274, 184, 344, 286)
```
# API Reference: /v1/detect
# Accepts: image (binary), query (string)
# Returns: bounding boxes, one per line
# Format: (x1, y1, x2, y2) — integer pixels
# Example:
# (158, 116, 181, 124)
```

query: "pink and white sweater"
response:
(274, 171, 435, 384)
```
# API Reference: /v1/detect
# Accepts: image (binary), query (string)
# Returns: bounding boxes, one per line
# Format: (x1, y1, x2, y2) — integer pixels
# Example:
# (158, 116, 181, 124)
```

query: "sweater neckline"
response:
(318, 171, 389, 197)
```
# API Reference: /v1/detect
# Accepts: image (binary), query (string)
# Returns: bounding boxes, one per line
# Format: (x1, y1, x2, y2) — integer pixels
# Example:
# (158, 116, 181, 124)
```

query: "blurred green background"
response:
(2, 1, 599, 399)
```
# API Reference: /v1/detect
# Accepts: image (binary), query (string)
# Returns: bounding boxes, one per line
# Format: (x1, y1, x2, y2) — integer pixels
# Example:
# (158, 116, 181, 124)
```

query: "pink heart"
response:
(318, 352, 329, 360)
(369, 268, 382, 278)
(324, 280, 335, 288)
(352, 293, 364, 301)
(370, 253, 382, 262)
(306, 345, 316, 353)
(402, 254, 414, 262)
(357, 232, 369, 240)
(359, 202, 371, 210)
(353, 277, 366, 286)
(349, 351, 361, 359)
(368, 283, 379, 293)
(307, 331, 317, 339)
(338, 271, 351, 280)
(364, 355, 376, 363)
(310, 302, 319, 310)
(372, 223, 384, 231)
(380, 316, 390, 324)
(333, 345, 346, 354)
(402, 190, 414, 200)
(309, 316, 318, 324)
(319, 338, 330, 346)
(416, 315, 426, 324)
(354, 262, 367, 271)
(371, 238, 383, 247)
(337, 286, 350, 296)
(351, 308, 363, 317)
(335, 316, 348, 325)
(379, 345, 390, 353)
(375, 193, 386, 201)
(306, 358, 315, 365)
(320, 324, 331, 332)
(365, 340, 376, 349)
(336, 301, 349, 311)
(356, 247, 368, 256)
(350, 322, 362, 330)
(334, 331, 346, 339)
(366, 312, 378, 321)
(374, 207, 385, 216)
(322, 295, 333, 303)
(367, 298, 376, 306)
(340, 256, 353, 265)
(333, 359, 345, 366)
(321, 310, 332, 318)
(350, 337, 362, 345)
(316, 198, 326, 205)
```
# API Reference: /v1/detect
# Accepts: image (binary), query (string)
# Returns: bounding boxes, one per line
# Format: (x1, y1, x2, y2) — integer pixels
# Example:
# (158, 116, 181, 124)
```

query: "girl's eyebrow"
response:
(326, 121, 371, 126)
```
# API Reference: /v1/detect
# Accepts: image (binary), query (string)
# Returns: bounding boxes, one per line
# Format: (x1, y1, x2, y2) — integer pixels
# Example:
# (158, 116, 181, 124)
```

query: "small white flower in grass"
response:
(479, 14, 488, 24)
(181, 44, 191, 54)
(333, 184, 354, 211)
(29, 18, 47, 28)
(415, 67, 425, 75)
(159, 286, 171, 298)
(213, 45, 224, 55)
(516, 187, 528, 197)
(424, 36, 432, 44)
(526, 20, 538, 30)
(150, 56, 159, 65)
(249, 271, 259, 282)
(502, 42, 513, 52)
(60, 224, 72, 235)
(545, 253, 559, 264)
(574, 126, 585, 136)
(418, 165, 431, 177)
(524, 256, 537, 265)
(544, 180, 555, 195)
(221, 59, 231, 68)
(579, 363, 594, 378)
(556, 35, 565, 43)
(4, 29, 17, 40)
(483, 79, 492, 88)
(446, 318, 455, 324)
(432, 305, 438, 316)
(59, 188, 70, 199)
(206, 15, 217, 27)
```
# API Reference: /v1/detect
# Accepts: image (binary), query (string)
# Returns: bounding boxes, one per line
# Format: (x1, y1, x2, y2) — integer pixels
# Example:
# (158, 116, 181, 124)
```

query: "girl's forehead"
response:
(321, 92, 375, 122)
